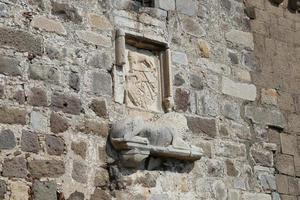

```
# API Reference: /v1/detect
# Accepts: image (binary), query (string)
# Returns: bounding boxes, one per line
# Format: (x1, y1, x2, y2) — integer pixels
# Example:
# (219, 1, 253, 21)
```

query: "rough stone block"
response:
(76, 31, 111, 47)
(172, 51, 188, 65)
(51, 93, 82, 115)
(87, 52, 112, 70)
(67, 191, 84, 200)
(88, 13, 112, 30)
(245, 106, 286, 128)
(215, 141, 246, 158)
(186, 116, 216, 137)
(50, 112, 69, 133)
(276, 154, 295, 176)
(222, 77, 257, 101)
(242, 192, 272, 200)
(190, 74, 204, 90)
(30, 111, 47, 132)
(0, 180, 6, 199)
(28, 87, 48, 107)
(92, 71, 112, 96)
(288, 114, 300, 133)
(0, 27, 43, 55)
(154, 0, 175, 10)
(181, 16, 205, 37)
(225, 159, 238, 177)
(21, 130, 40, 153)
(2, 157, 28, 178)
(94, 168, 109, 187)
(72, 160, 87, 183)
(45, 135, 65, 155)
(0, 55, 21, 76)
(28, 159, 65, 178)
(0, 129, 16, 149)
(69, 71, 80, 92)
(225, 30, 254, 50)
(281, 195, 297, 200)
(29, 64, 60, 84)
(295, 155, 300, 177)
(0, 106, 27, 125)
(280, 133, 297, 155)
(51, 1, 82, 24)
(89, 99, 108, 118)
(13, 90, 25, 105)
(71, 141, 87, 159)
(176, 0, 197, 16)
(288, 177, 299, 195)
(77, 120, 109, 137)
(222, 101, 241, 121)
(90, 189, 110, 200)
(10, 181, 29, 200)
(250, 144, 273, 167)
(31, 16, 67, 35)
(276, 174, 289, 193)
(33, 181, 57, 200)
(261, 88, 278, 105)
(175, 88, 190, 112)
(198, 40, 211, 58)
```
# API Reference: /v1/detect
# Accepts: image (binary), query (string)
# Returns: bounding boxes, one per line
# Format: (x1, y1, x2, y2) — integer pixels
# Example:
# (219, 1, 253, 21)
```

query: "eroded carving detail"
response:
(125, 51, 160, 110)
(108, 113, 203, 168)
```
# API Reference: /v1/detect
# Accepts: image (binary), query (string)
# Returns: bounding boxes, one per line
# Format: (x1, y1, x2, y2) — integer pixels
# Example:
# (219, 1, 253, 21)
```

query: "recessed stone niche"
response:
(114, 29, 173, 113)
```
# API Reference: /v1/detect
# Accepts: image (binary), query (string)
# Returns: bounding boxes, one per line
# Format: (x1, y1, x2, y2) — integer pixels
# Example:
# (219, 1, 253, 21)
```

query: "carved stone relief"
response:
(125, 50, 161, 111)
(114, 29, 174, 113)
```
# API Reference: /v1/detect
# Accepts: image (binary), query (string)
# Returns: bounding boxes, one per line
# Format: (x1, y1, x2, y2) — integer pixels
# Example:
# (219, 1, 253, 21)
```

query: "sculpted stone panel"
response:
(125, 50, 161, 111)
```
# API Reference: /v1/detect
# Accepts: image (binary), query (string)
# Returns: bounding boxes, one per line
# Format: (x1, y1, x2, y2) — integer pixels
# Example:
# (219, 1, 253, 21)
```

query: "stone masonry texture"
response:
(0, 0, 298, 199)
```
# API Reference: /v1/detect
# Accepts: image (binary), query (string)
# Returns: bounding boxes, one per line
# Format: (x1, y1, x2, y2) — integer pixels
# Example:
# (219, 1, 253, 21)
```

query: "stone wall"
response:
(0, 0, 298, 200)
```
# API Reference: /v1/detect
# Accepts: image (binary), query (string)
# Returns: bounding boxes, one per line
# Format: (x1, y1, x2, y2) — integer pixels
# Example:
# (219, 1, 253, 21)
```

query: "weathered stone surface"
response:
(181, 16, 205, 37)
(0, 55, 21, 76)
(90, 189, 110, 200)
(226, 159, 238, 177)
(135, 173, 157, 188)
(155, 0, 175, 10)
(21, 130, 40, 153)
(10, 181, 29, 200)
(31, 16, 67, 35)
(51, 93, 82, 115)
(0, 129, 16, 149)
(51, 1, 82, 24)
(50, 112, 69, 133)
(222, 77, 257, 101)
(72, 161, 87, 183)
(250, 144, 273, 167)
(71, 141, 87, 159)
(45, 135, 65, 155)
(176, 0, 197, 16)
(67, 191, 84, 200)
(225, 30, 254, 50)
(261, 88, 278, 105)
(172, 51, 188, 65)
(276, 174, 289, 194)
(150, 194, 169, 200)
(94, 168, 109, 187)
(215, 141, 246, 158)
(29, 64, 60, 83)
(276, 154, 295, 176)
(0, 85, 4, 98)
(92, 71, 112, 96)
(28, 159, 65, 178)
(0, 180, 6, 199)
(0, 106, 27, 125)
(174, 73, 185, 86)
(186, 116, 216, 137)
(28, 87, 48, 106)
(242, 192, 271, 200)
(30, 111, 47, 132)
(77, 119, 109, 137)
(288, 114, 300, 133)
(69, 71, 80, 92)
(2, 157, 28, 178)
(0, 27, 43, 55)
(88, 14, 112, 30)
(222, 101, 241, 121)
(90, 99, 108, 118)
(87, 52, 112, 70)
(245, 106, 286, 128)
(33, 181, 57, 200)
(76, 31, 111, 47)
(13, 90, 25, 105)
(175, 88, 190, 112)
(280, 133, 297, 155)
(190, 74, 204, 89)
(198, 40, 211, 58)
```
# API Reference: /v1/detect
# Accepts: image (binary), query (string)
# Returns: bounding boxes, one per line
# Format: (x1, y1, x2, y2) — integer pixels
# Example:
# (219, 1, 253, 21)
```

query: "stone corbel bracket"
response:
(108, 113, 203, 168)
(114, 29, 174, 112)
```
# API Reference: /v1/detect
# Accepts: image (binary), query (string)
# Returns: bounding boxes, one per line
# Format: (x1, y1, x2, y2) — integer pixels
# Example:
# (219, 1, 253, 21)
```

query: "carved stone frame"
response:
(114, 29, 173, 112)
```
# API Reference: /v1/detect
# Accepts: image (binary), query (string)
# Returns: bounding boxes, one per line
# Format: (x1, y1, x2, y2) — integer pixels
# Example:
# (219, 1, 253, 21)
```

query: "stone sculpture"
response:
(109, 113, 203, 167)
